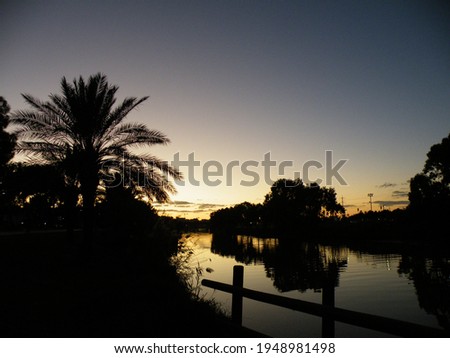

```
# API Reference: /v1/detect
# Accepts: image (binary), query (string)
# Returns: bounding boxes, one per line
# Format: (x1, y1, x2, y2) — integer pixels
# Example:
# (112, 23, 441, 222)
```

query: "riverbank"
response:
(220, 219, 450, 250)
(0, 230, 263, 337)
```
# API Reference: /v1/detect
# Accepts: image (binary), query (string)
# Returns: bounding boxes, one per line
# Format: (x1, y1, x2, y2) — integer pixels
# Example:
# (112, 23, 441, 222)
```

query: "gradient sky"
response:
(2, 0, 449, 218)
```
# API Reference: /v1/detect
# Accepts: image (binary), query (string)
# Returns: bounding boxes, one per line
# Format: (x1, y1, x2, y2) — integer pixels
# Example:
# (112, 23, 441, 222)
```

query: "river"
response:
(177, 232, 450, 337)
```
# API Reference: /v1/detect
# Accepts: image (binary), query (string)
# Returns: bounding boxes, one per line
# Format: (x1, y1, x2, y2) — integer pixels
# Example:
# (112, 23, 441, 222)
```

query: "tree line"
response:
(210, 133, 450, 239)
(210, 179, 345, 235)
(1, 74, 449, 241)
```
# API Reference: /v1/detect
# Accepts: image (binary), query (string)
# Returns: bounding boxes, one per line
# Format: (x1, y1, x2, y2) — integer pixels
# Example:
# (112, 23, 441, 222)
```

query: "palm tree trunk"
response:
(64, 185, 78, 239)
(80, 176, 98, 257)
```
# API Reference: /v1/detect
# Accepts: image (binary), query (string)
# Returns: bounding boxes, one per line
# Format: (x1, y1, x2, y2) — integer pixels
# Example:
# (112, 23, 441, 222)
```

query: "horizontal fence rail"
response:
(201, 265, 449, 338)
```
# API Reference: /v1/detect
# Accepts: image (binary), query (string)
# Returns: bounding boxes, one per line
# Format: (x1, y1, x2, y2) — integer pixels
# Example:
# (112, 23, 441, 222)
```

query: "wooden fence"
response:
(201, 265, 449, 338)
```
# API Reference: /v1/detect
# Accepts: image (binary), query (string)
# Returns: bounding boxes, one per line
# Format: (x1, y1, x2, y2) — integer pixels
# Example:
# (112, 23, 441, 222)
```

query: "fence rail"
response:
(201, 265, 449, 338)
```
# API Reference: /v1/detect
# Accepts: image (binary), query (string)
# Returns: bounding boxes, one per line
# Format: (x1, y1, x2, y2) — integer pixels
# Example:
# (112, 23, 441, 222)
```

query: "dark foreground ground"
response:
(0, 230, 263, 338)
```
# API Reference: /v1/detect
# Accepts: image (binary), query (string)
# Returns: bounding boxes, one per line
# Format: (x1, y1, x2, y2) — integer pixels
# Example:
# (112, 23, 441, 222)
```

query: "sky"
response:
(1, 0, 449, 219)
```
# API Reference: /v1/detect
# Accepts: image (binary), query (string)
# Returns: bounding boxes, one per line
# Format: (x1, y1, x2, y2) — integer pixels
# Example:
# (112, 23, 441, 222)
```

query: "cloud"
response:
(172, 200, 194, 205)
(154, 200, 197, 208)
(344, 204, 357, 208)
(198, 203, 225, 209)
(374, 200, 409, 207)
(159, 208, 192, 213)
(392, 190, 408, 198)
(162, 208, 202, 213)
(192, 208, 220, 213)
(377, 182, 397, 188)
(154, 202, 226, 217)
(155, 200, 195, 206)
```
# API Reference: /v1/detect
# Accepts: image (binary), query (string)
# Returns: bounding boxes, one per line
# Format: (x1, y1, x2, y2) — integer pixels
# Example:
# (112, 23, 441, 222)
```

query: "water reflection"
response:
(208, 234, 450, 331)
(211, 234, 348, 293)
(398, 254, 450, 330)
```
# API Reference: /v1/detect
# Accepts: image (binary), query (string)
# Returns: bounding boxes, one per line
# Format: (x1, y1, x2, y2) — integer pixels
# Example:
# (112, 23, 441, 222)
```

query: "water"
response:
(178, 232, 450, 337)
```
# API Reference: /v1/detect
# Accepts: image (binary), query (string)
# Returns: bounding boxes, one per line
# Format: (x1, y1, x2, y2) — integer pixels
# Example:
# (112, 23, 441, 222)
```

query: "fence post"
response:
(321, 279, 335, 338)
(231, 265, 244, 326)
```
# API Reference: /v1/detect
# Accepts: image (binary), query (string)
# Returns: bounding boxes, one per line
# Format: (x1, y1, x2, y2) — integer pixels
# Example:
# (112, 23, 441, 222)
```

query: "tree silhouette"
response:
(97, 172, 159, 241)
(0, 97, 17, 224)
(2, 164, 68, 230)
(0, 97, 16, 174)
(210, 179, 344, 235)
(11, 73, 182, 242)
(409, 132, 450, 221)
(263, 179, 344, 233)
(210, 201, 263, 233)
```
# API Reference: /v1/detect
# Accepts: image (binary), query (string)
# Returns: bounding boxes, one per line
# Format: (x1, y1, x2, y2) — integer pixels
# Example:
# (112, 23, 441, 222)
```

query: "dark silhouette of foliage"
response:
(0, 163, 73, 230)
(409, 133, 450, 221)
(263, 179, 344, 233)
(98, 180, 158, 240)
(210, 202, 263, 233)
(11, 73, 182, 241)
(10, 164, 65, 203)
(210, 179, 344, 235)
(0, 97, 16, 172)
(0, 97, 17, 219)
(347, 208, 408, 223)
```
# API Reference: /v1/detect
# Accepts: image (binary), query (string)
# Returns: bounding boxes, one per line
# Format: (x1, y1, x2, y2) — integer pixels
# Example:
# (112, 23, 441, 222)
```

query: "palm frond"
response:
(100, 96, 149, 138)
(21, 94, 49, 112)
(99, 124, 170, 152)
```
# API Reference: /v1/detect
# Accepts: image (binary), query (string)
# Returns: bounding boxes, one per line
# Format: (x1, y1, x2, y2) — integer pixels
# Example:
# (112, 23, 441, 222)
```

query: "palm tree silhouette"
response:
(11, 73, 182, 243)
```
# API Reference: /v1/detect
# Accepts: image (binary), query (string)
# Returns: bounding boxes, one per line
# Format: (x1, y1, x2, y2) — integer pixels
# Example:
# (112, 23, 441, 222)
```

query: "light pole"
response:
(368, 193, 374, 211)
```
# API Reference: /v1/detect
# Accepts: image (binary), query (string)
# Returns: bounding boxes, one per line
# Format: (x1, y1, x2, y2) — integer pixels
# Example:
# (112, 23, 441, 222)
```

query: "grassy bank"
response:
(0, 230, 262, 337)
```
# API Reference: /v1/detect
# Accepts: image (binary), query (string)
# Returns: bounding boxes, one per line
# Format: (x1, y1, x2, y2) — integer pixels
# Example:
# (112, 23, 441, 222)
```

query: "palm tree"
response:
(11, 73, 182, 242)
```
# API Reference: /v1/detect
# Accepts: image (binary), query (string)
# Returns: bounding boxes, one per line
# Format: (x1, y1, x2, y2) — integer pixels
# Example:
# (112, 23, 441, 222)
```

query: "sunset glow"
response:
(2, 1, 449, 218)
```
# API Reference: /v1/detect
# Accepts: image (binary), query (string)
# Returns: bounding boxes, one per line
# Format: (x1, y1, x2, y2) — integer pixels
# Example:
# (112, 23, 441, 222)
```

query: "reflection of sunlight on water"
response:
(182, 232, 213, 250)
(236, 236, 279, 253)
(176, 232, 214, 270)
(319, 245, 349, 269)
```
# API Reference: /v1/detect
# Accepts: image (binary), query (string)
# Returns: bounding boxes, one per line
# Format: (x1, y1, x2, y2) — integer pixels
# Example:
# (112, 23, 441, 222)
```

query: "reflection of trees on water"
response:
(211, 234, 348, 292)
(398, 255, 450, 330)
(210, 233, 240, 259)
(211, 234, 278, 265)
(263, 241, 348, 292)
(210, 234, 450, 330)
(235, 236, 279, 266)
